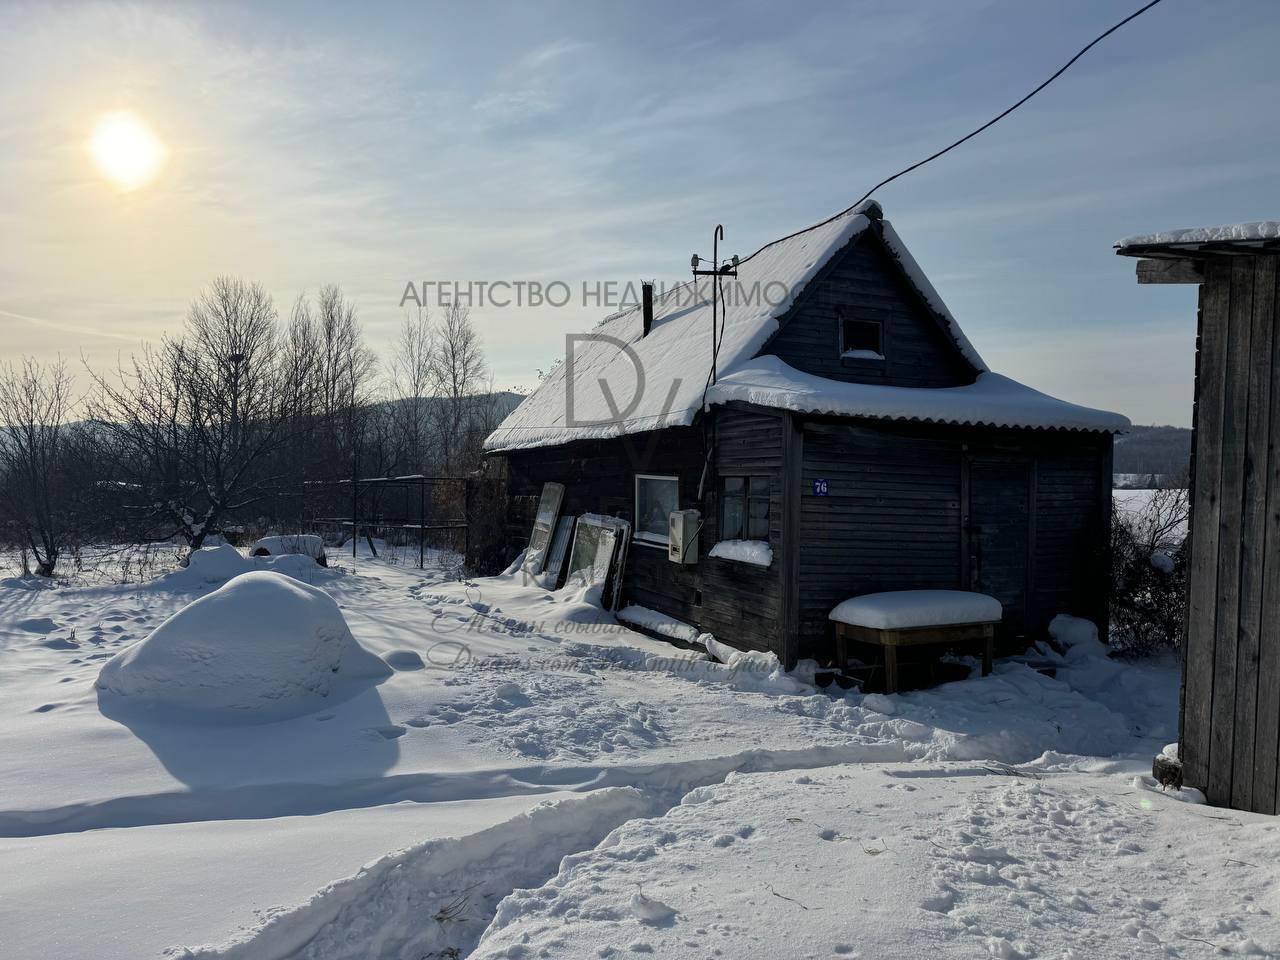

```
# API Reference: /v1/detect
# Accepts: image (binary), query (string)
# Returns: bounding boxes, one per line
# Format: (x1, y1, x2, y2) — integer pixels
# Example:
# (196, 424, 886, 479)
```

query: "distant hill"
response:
(1113, 425, 1191, 480)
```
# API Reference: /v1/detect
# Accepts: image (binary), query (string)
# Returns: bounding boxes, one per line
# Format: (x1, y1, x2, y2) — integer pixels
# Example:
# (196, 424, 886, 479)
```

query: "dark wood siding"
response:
(968, 459, 1032, 636)
(700, 406, 786, 657)
(1179, 255, 1280, 813)
(1032, 447, 1109, 633)
(796, 419, 1110, 661)
(764, 234, 975, 388)
(498, 412, 1111, 673)
(797, 422, 964, 659)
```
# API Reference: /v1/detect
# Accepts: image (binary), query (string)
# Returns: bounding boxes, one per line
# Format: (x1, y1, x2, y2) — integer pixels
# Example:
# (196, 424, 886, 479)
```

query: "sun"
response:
(88, 110, 167, 191)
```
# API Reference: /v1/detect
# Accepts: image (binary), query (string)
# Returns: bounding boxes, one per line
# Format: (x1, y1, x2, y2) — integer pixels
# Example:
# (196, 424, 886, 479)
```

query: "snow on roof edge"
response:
(877, 220, 987, 373)
(1117, 220, 1280, 250)
(706, 356, 1130, 435)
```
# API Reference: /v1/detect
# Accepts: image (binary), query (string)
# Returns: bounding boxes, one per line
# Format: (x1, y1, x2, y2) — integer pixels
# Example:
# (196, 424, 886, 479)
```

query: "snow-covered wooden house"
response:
(486, 201, 1128, 668)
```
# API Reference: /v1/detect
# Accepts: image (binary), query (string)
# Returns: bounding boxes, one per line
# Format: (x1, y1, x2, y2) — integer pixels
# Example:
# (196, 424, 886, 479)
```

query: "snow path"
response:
(0, 794, 561, 960)
(470, 762, 1280, 960)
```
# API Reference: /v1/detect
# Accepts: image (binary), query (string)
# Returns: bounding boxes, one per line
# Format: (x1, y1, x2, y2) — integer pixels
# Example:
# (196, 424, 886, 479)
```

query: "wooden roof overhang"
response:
(1116, 238, 1280, 285)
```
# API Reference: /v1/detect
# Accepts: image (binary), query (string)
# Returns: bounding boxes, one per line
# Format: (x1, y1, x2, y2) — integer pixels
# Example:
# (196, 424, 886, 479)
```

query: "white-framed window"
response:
(634, 474, 679, 545)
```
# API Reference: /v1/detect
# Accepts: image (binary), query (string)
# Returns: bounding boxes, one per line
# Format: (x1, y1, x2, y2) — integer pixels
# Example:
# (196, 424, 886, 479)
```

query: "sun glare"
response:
(88, 110, 167, 191)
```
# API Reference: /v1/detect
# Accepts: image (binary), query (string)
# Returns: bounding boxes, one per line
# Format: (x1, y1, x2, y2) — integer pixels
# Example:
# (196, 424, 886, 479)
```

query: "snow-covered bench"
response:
(828, 590, 1002, 693)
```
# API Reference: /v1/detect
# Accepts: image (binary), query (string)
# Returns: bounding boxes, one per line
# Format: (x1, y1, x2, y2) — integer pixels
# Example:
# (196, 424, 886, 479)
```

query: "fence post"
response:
(418, 477, 426, 569)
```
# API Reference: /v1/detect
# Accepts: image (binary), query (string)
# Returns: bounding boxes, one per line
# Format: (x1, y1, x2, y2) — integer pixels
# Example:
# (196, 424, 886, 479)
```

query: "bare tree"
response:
(389, 308, 435, 473)
(430, 301, 489, 474)
(0, 358, 77, 576)
(87, 277, 291, 550)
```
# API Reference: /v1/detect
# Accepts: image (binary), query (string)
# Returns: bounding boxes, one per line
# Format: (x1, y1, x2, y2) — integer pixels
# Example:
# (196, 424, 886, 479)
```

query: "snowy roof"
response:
(708, 356, 1129, 434)
(485, 201, 987, 452)
(1116, 221, 1280, 256)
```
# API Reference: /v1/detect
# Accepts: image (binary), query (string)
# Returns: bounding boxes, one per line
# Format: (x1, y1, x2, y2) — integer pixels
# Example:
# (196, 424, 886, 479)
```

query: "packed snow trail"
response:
(468, 762, 1280, 960)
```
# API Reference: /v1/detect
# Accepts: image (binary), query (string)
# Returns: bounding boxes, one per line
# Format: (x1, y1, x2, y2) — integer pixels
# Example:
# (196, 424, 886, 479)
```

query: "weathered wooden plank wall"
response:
(796, 419, 1109, 660)
(764, 235, 975, 389)
(699, 407, 787, 657)
(1181, 255, 1280, 812)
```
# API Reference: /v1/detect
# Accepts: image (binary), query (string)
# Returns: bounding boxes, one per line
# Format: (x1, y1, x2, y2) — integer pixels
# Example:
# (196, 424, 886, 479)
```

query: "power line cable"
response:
(739, 0, 1167, 267)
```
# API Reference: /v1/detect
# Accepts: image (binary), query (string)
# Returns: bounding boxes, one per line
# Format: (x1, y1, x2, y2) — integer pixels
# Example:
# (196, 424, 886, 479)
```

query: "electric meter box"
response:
(668, 509, 700, 564)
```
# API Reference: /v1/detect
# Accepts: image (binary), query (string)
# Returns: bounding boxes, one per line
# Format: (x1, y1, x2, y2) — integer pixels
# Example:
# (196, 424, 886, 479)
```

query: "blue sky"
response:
(2, 0, 1277, 425)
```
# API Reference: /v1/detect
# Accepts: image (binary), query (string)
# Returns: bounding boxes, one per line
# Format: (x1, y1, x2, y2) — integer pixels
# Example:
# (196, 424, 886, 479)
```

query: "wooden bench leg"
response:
(982, 635, 993, 677)
(836, 627, 848, 671)
(883, 646, 899, 694)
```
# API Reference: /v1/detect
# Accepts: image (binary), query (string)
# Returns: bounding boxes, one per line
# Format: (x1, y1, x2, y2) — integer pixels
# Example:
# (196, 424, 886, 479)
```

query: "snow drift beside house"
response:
(96, 571, 390, 723)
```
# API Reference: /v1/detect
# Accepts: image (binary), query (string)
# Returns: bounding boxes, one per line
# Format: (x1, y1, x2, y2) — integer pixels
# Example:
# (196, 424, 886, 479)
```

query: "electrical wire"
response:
(736, 0, 1167, 268)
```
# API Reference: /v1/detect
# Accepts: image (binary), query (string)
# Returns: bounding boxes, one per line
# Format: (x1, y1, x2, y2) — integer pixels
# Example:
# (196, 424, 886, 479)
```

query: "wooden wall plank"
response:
(766, 237, 974, 388)
(1234, 257, 1275, 811)
(1207, 258, 1254, 805)
(1182, 259, 1232, 793)
(1250, 258, 1280, 814)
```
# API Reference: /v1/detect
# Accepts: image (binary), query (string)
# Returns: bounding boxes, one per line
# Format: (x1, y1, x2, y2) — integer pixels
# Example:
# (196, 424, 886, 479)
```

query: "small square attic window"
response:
(840, 314, 883, 360)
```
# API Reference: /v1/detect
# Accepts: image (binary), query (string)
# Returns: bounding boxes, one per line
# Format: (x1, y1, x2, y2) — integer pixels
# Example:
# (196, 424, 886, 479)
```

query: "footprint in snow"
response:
(17, 617, 58, 633)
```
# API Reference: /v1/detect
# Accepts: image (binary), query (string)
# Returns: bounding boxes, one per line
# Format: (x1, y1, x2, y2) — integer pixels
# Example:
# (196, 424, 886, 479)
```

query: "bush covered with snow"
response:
(1110, 485, 1188, 656)
(96, 571, 390, 722)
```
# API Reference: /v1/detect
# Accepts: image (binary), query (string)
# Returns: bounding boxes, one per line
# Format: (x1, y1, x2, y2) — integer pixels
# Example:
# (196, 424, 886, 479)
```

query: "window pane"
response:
(722, 496, 745, 541)
(636, 477, 678, 541)
(748, 513, 770, 540)
(723, 476, 745, 495)
(748, 476, 770, 499)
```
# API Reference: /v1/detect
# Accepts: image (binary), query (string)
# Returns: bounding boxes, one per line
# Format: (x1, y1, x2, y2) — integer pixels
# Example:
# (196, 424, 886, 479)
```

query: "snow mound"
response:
(250, 534, 326, 562)
(96, 571, 390, 723)
(617, 604, 700, 643)
(175, 544, 250, 584)
(164, 545, 330, 588)
(1048, 614, 1108, 663)
(829, 590, 1002, 630)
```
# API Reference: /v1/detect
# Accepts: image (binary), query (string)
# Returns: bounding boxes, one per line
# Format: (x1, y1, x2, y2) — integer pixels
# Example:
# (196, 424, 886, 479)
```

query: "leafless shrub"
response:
(1110, 481, 1189, 656)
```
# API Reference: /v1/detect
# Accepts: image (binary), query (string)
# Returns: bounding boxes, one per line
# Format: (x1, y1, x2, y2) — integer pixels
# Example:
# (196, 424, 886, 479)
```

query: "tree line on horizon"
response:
(0, 277, 511, 578)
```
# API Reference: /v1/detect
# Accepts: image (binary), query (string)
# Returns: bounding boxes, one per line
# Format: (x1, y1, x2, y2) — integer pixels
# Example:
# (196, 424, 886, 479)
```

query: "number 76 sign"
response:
(811, 479, 829, 496)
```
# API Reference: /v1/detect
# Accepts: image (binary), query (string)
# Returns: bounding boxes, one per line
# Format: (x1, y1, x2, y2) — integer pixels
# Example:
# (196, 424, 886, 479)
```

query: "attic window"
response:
(840, 314, 884, 360)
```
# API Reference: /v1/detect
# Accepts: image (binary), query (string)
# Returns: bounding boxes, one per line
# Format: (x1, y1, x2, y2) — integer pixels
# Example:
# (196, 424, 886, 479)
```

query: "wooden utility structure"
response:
(1118, 222, 1280, 813)
(834, 620, 996, 693)
(485, 201, 1127, 680)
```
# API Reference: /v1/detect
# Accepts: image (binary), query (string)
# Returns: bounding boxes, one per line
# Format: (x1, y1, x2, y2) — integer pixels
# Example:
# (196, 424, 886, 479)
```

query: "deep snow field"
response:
(1, 542, 1277, 959)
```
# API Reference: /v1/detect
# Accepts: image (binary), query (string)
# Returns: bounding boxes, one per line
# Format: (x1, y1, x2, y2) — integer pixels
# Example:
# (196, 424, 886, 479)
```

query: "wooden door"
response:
(966, 458, 1031, 639)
